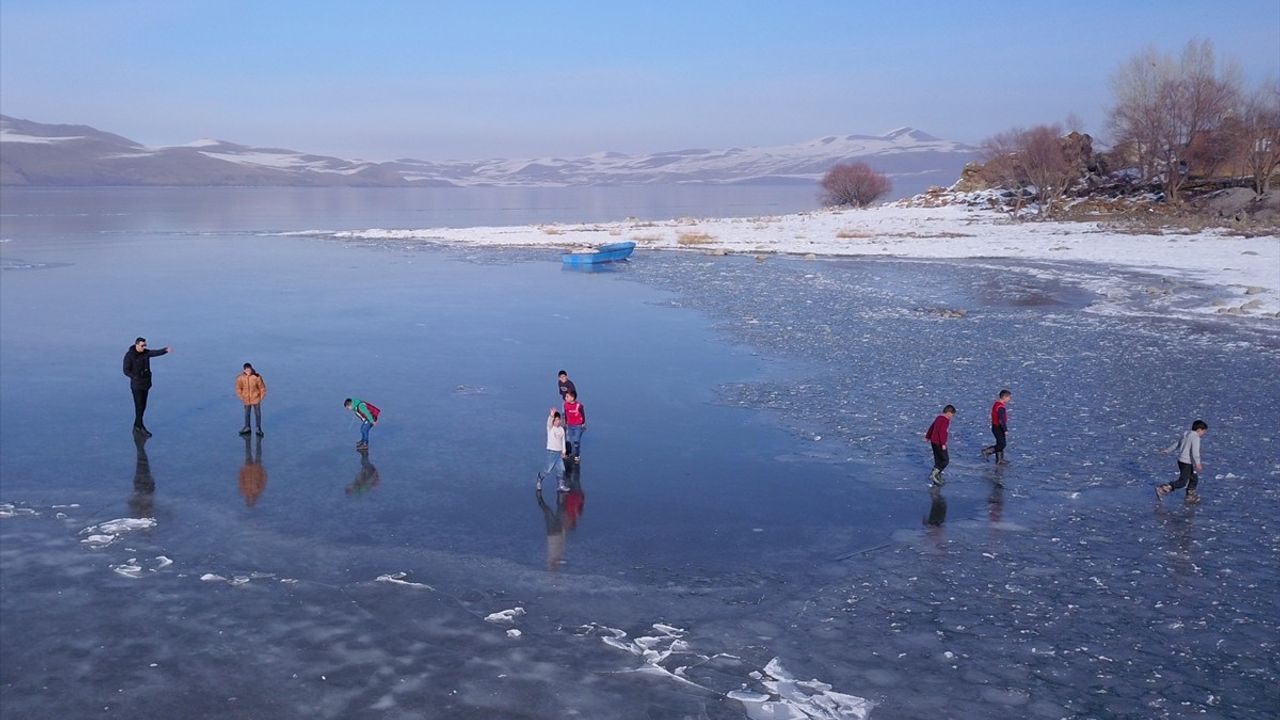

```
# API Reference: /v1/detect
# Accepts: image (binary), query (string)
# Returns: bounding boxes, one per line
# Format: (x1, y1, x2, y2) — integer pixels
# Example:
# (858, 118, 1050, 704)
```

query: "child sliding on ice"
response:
(538, 408, 569, 492)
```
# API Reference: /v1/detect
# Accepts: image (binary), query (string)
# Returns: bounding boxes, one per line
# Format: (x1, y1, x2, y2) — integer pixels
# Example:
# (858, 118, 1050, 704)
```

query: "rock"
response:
(1212, 298, 1228, 307)
(1241, 299, 1264, 310)
(706, 248, 729, 256)
(755, 254, 767, 263)
(952, 162, 990, 193)
(1245, 286, 1267, 295)
(804, 253, 817, 261)
(1200, 187, 1259, 217)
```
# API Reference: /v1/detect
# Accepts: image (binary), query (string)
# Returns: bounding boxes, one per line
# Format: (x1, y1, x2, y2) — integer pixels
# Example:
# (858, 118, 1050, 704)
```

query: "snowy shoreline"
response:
(297, 204, 1280, 319)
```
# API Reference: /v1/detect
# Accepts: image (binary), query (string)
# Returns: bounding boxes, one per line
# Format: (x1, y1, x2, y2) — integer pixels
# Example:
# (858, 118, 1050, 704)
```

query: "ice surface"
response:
(2, 193, 1277, 719)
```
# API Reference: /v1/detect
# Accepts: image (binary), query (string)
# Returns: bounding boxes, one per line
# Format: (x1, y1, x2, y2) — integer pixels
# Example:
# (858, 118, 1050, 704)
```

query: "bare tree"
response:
(1020, 125, 1076, 214)
(820, 162, 891, 207)
(1108, 40, 1242, 204)
(1239, 81, 1280, 195)
(980, 125, 1076, 215)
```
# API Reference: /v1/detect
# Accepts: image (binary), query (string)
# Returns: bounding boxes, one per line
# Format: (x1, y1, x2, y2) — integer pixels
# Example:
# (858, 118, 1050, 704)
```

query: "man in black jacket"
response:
(123, 337, 171, 436)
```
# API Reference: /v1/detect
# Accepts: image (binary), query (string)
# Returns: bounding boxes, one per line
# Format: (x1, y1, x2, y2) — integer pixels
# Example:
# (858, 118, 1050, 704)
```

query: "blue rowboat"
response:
(561, 241, 636, 266)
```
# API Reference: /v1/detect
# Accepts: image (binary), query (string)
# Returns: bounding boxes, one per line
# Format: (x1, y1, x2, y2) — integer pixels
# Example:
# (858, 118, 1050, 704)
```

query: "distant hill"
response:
(0, 115, 978, 196)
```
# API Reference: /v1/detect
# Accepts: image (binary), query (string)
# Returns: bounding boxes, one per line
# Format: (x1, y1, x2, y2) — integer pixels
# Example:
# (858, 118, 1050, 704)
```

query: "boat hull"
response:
(561, 241, 636, 266)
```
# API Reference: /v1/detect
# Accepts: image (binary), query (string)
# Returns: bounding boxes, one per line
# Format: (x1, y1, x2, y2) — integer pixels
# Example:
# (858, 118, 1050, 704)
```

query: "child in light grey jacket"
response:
(1156, 419, 1208, 504)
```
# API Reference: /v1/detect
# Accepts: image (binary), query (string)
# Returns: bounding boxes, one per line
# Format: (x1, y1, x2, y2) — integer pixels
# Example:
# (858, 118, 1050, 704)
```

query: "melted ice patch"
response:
(484, 607, 526, 624)
(79, 517, 155, 547)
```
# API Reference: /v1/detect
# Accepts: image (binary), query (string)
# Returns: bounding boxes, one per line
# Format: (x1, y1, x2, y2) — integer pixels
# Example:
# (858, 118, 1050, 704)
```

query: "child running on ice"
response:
(344, 397, 379, 450)
(924, 405, 956, 486)
(538, 407, 569, 492)
(1156, 419, 1208, 504)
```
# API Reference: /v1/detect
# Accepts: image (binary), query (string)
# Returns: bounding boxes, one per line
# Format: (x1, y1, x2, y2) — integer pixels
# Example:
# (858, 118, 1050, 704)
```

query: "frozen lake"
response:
(1, 189, 1278, 719)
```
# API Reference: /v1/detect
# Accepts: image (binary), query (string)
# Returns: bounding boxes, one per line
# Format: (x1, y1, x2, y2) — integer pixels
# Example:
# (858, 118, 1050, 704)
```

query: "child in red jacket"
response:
(925, 405, 956, 486)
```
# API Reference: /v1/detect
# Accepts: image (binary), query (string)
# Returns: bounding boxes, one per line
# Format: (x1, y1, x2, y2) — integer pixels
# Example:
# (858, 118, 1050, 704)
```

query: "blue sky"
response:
(2, 1, 1277, 160)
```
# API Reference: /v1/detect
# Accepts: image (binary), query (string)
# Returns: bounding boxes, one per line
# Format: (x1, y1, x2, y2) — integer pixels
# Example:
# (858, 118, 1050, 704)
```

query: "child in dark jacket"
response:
(925, 405, 956, 486)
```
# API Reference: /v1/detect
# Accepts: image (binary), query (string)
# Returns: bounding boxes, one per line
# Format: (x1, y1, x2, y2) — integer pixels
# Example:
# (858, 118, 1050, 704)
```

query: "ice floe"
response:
(484, 607, 526, 624)
(586, 623, 875, 719)
(0, 503, 39, 518)
(375, 571, 435, 590)
(78, 517, 156, 548)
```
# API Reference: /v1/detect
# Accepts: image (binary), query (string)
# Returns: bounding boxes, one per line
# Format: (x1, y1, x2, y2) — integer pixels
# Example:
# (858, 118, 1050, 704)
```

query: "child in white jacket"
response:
(538, 408, 569, 492)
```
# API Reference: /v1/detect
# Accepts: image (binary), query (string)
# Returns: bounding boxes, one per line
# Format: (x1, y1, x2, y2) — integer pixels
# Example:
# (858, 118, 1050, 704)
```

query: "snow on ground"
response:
(320, 204, 1280, 318)
(0, 129, 85, 144)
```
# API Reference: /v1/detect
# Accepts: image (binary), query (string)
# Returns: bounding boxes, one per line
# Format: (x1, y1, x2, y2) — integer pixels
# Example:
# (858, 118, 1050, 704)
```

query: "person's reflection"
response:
(1160, 504, 1198, 578)
(537, 487, 566, 571)
(537, 468, 587, 571)
(238, 435, 268, 507)
(562, 467, 585, 531)
(346, 448, 380, 496)
(987, 481, 1005, 524)
(923, 486, 947, 528)
(128, 432, 155, 518)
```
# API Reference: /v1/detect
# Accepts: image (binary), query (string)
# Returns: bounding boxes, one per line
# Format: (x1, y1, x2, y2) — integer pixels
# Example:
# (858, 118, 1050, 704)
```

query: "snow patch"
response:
(294, 205, 1280, 320)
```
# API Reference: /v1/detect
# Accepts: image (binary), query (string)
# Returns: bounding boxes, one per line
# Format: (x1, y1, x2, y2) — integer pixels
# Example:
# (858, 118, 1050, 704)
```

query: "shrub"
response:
(677, 232, 715, 245)
(820, 162, 891, 207)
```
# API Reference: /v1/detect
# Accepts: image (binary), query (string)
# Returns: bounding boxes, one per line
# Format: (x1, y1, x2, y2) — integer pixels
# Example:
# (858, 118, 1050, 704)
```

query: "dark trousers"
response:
(243, 404, 262, 429)
(1169, 461, 1198, 494)
(988, 425, 1007, 454)
(131, 385, 150, 428)
(931, 443, 949, 472)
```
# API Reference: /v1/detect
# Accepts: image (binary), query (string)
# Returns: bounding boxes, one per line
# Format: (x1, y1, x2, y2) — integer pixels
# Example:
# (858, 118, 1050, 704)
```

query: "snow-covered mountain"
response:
(1, 116, 977, 194)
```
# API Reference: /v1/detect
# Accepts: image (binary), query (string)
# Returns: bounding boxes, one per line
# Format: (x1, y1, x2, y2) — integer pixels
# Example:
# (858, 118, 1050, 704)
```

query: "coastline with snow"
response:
(302, 204, 1280, 320)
